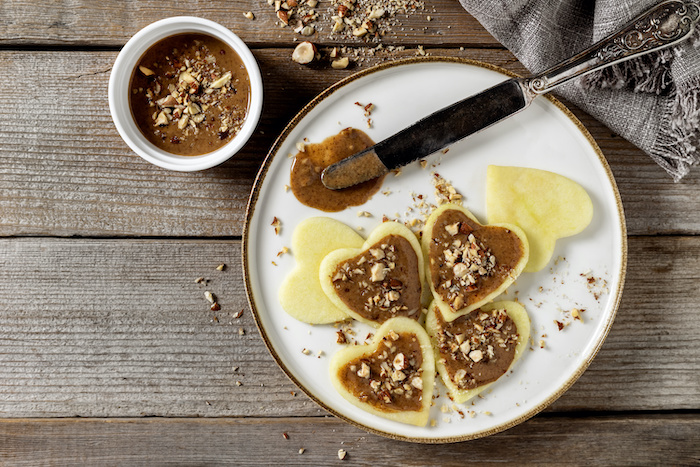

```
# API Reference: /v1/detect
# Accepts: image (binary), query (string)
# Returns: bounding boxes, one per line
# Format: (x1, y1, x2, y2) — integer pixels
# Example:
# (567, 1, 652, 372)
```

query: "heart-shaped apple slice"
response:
(487, 165, 593, 272)
(425, 300, 530, 404)
(279, 217, 364, 324)
(319, 221, 424, 327)
(329, 317, 435, 426)
(422, 203, 528, 322)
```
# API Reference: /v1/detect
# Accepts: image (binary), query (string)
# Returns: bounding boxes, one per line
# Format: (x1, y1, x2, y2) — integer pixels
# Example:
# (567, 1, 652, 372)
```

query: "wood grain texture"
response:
(1, 415, 699, 464)
(0, 3, 696, 463)
(0, 236, 697, 418)
(1, 49, 699, 238)
(0, 0, 493, 47)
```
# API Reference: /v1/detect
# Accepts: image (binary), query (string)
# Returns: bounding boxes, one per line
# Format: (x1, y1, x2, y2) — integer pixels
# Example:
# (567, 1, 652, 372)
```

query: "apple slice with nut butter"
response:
(425, 300, 530, 404)
(422, 203, 529, 322)
(319, 221, 424, 327)
(329, 317, 435, 426)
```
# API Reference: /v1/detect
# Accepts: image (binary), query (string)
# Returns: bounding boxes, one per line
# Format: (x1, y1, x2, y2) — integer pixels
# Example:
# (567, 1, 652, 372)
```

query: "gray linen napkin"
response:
(459, 0, 700, 181)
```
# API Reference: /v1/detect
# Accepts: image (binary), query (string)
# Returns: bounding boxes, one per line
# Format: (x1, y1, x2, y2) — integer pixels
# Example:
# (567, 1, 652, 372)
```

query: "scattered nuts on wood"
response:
(292, 41, 317, 64)
(277, 9, 289, 25)
(368, 8, 385, 20)
(332, 19, 344, 33)
(331, 57, 349, 69)
(352, 26, 368, 37)
(244, 11, 255, 20)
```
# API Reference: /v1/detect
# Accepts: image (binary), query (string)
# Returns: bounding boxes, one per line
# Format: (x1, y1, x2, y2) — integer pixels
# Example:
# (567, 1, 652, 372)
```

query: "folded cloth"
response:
(459, 0, 700, 180)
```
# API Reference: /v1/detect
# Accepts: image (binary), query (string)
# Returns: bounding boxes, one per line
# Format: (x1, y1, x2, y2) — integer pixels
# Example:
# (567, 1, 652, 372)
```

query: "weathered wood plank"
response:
(0, 0, 494, 47)
(0, 48, 523, 238)
(1, 415, 699, 464)
(0, 49, 699, 237)
(0, 236, 697, 418)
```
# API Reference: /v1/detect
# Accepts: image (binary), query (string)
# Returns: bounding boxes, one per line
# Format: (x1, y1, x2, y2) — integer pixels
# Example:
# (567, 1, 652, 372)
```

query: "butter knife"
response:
(321, 0, 700, 190)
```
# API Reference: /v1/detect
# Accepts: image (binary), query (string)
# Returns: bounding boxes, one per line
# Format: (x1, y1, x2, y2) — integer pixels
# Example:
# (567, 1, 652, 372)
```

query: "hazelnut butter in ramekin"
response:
(130, 34, 251, 156)
(109, 17, 263, 171)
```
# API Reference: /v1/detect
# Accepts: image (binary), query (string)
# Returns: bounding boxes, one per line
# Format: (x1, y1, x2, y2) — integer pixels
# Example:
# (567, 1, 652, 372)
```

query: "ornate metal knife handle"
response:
(527, 0, 700, 95)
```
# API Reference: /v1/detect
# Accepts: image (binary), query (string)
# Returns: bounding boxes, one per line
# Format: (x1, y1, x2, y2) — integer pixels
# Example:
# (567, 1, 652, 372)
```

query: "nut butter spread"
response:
(290, 128, 386, 212)
(338, 331, 424, 412)
(434, 307, 518, 389)
(129, 33, 251, 156)
(331, 234, 421, 324)
(429, 209, 524, 311)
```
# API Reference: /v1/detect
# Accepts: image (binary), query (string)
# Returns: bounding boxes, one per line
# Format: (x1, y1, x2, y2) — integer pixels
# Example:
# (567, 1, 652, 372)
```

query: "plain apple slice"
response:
(425, 300, 530, 404)
(279, 217, 364, 324)
(422, 203, 529, 322)
(320, 221, 424, 327)
(486, 165, 593, 272)
(329, 317, 435, 426)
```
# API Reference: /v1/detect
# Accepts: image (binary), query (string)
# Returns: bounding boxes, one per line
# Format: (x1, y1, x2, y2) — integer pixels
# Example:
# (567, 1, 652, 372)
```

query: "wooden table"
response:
(1, 1, 698, 464)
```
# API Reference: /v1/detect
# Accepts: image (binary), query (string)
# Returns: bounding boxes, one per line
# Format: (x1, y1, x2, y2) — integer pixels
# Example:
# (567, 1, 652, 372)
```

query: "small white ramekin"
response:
(108, 17, 263, 171)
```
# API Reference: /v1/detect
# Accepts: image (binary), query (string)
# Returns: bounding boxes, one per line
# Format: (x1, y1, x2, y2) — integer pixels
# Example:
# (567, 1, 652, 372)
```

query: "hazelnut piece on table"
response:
(292, 41, 317, 64)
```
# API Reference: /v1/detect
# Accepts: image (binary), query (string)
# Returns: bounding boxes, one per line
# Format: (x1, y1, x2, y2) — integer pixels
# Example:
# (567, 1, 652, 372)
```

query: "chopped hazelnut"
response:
(453, 263, 468, 278)
(411, 376, 422, 390)
(368, 8, 385, 19)
(292, 41, 317, 64)
(386, 290, 400, 302)
(204, 291, 215, 303)
(139, 65, 155, 76)
(369, 248, 385, 260)
(331, 57, 350, 69)
(393, 353, 406, 370)
(210, 72, 232, 89)
(370, 263, 387, 282)
(445, 222, 459, 236)
(357, 362, 370, 378)
(271, 217, 282, 235)
(468, 349, 483, 362)
(155, 111, 169, 126)
(276, 9, 289, 24)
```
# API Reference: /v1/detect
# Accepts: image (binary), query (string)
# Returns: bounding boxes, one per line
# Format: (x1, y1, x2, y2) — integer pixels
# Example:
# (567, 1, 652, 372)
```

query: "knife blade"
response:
(321, 78, 531, 190)
(320, 0, 700, 190)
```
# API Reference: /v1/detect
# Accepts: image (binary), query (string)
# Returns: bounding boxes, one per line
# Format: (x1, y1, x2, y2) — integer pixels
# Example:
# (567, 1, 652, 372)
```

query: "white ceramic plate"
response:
(243, 58, 627, 443)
